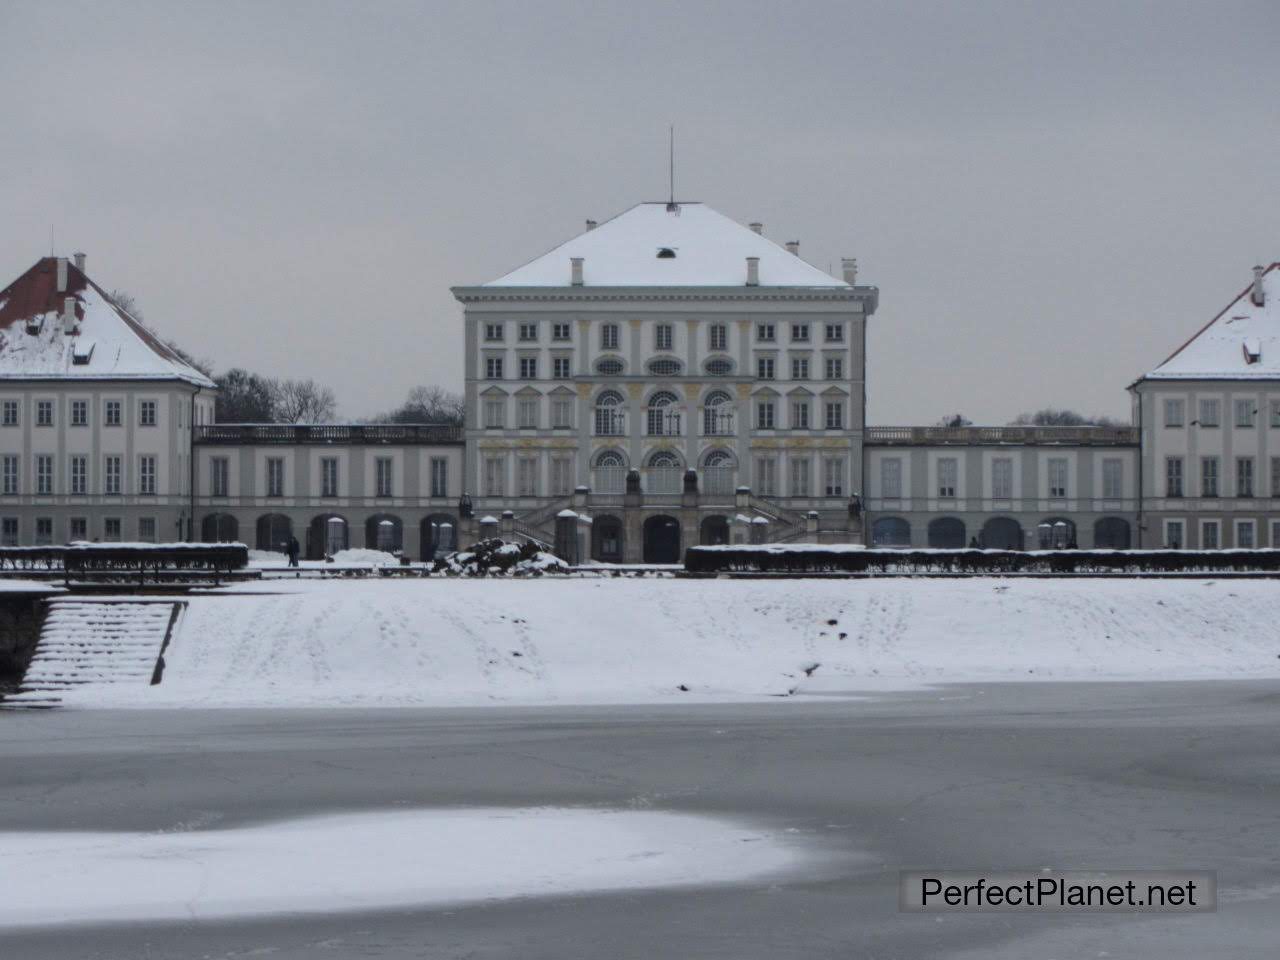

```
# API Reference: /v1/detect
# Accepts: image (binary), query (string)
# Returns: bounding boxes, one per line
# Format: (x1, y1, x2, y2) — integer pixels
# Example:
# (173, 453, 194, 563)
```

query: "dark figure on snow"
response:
(286, 535, 300, 567)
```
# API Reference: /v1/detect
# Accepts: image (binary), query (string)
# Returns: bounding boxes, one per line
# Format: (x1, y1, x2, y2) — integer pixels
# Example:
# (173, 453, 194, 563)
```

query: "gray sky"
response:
(3, 0, 1277, 424)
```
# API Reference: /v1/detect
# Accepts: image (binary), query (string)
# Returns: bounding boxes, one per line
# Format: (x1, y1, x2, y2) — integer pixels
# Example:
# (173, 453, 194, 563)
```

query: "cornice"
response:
(452, 285, 878, 306)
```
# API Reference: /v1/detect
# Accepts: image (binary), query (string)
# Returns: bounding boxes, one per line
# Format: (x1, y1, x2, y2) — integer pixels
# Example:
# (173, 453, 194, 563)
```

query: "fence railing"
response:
(866, 425, 1138, 446)
(195, 423, 463, 445)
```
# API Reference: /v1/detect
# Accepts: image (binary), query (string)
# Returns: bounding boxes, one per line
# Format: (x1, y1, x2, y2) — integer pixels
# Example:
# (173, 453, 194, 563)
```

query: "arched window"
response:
(704, 357, 733, 377)
(702, 449, 735, 496)
(1093, 516, 1131, 549)
(648, 451, 681, 468)
(646, 391, 681, 436)
(703, 391, 734, 435)
(1037, 517, 1077, 550)
(595, 357, 625, 376)
(595, 450, 626, 468)
(646, 451, 682, 493)
(594, 390, 626, 436)
(647, 357, 683, 377)
(593, 450, 627, 494)
(871, 517, 911, 547)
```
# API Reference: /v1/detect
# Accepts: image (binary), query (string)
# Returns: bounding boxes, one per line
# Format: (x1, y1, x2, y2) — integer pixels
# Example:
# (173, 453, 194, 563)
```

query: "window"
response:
(824, 357, 844, 380)
(937, 458, 957, 498)
(71, 399, 87, 426)
(1198, 398, 1220, 427)
(484, 398, 505, 429)
(376, 457, 393, 497)
(600, 323, 620, 350)
(824, 401, 844, 430)
(485, 356, 504, 379)
(104, 517, 122, 542)
(70, 455, 87, 495)
(1271, 400, 1280, 428)
(757, 323, 775, 342)
(756, 399, 775, 430)
(266, 457, 285, 497)
(140, 400, 157, 427)
(1235, 399, 1257, 428)
(36, 400, 53, 426)
(648, 358, 683, 376)
(703, 392, 733, 435)
(518, 322, 538, 342)
(655, 324, 673, 351)
(824, 323, 845, 343)
(35, 517, 53, 545)
(757, 357, 775, 380)
(824, 457, 846, 497)
(1101, 458, 1122, 499)
(551, 457, 573, 496)
(105, 400, 122, 426)
(790, 457, 811, 496)
(646, 391, 680, 436)
(1163, 399, 1184, 427)
(138, 455, 156, 495)
(755, 456, 777, 495)
(1047, 458, 1068, 498)
(517, 397, 538, 428)
(1202, 520, 1220, 550)
(992, 458, 1013, 499)
(791, 357, 810, 380)
(321, 457, 338, 497)
(2, 455, 18, 495)
(1272, 456, 1280, 498)
(104, 456, 122, 495)
(484, 323, 504, 342)
(791, 323, 809, 342)
(69, 517, 87, 541)
(1165, 456, 1184, 497)
(0, 517, 16, 545)
(552, 322, 571, 342)
(484, 455, 505, 496)
(791, 399, 810, 429)
(594, 451, 626, 493)
(211, 457, 229, 497)
(552, 356, 572, 379)
(709, 324, 727, 351)
(594, 392, 625, 435)
(705, 358, 732, 376)
(1, 400, 17, 426)
(36, 455, 53, 495)
(430, 457, 448, 498)
(138, 517, 157, 543)
(1164, 519, 1184, 549)
(1200, 457, 1219, 498)
(881, 458, 903, 498)
(517, 457, 537, 496)
(1236, 457, 1255, 497)
(543, 397, 569, 429)
(595, 357, 624, 376)
(1236, 519, 1256, 549)
(519, 357, 538, 380)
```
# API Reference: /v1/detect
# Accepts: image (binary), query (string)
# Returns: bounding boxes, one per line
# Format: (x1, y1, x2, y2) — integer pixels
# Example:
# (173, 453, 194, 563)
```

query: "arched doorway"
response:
(1036, 517, 1077, 549)
(645, 450, 683, 494)
(201, 513, 239, 543)
(981, 517, 1023, 550)
(701, 450, 735, 497)
(364, 514, 403, 553)
(421, 514, 457, 560)
(643, 514, 682, 563)
(255, 513, 292, 552)
(1093, 516, 1131, 549)
(593, 449, 627, 494)
(871, 516, 911, 546)
(700, 515, 730, 545)
(307, 514, 349, 559)
(927, 516, 966, 548)
(592, 515, 624, 562)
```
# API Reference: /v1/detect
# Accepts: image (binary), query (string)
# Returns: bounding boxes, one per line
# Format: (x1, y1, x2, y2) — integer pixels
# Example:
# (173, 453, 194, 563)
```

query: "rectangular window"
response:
(552, 322, 571, 342)
(104, 455, 122, 495)
(70, 455, 87, 495)
(138, 455, 156, 495)
(1163, 399, 1184, 427)
(1165, 456, 1184, 497)
(1235, 398, 1256, 428)
(709, 324, 727, 351)
(517, 457, 537, 496)
(2, 455, 18, 495)
(375, 457, 393, 497)
(1, 400, 16, 426)
(757, 357, 775, 380)
(824, 457, 846, 497)
(105, 400, 122, 426)
(881, 458, 902, 498)
(791, 399, 810, 429)
(1101, 458, 1122, 499)
(518, 322, 538, 342)
(992, 457, 1013, 499)
(484, 323, 504, 342)
(551, 398, 573, 428)
(790, 457, 811, 496)
(824, 401, 844, 430)
(140, 400, 157, 426)
(824, 323, 845, 343)
(937, 458, 957, 498)
(211, 457, 229, 497)
(1236, 457, 1255, 497)
(104, 517, 122, 542)
(755, 456, 777, 496)
(1198, 398, 1220, 427)
(485, 356, 504, 379)
(71, 399, 88, 426)
(1202, 519, 1220, 550)
(600, 323, 619, 350)
(756, 323, 776, 342)
(430, 457, 448, 498)
(36, 400, 53, 427)
(321, 457, 338, 497)
(1164, 519, 1184, 549)
(138, 517, 156, 543)
(517, 397, 538, 428)
(484, 398, 505, 428)
(1236, 519, 1256, 549)
(266, 457, 284, 497)
(1272, 456, 1280, 498)
(519, 357, 538, 380)
(655, 324, 673, 351)
(791, 323, 809, 342)
(36, 455, 53, 495)
(0, 517, 16, 545)
(69, 516, 87, 541)
(1271, 399, 1280, 428)
(1047, 457, 1068, 498)
(35, 517, 53, 545)
(791, 357, 809, 380)
(484, 456, 505, 496)
(552, 357, 572, 379)
(551, 457, 573, 496)
(824, 357, 844, 380)
(1200, 456, 1219, 497)
(756, 400, 775, 430)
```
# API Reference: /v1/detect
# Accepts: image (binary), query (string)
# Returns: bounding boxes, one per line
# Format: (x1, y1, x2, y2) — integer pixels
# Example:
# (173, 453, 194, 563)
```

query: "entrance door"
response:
(643, 515, 682, 563)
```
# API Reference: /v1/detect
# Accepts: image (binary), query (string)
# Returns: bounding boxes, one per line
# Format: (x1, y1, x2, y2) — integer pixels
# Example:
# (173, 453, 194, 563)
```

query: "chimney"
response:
(73, 252, 85, 273)
(570, 257, 584, 286)
(841, 257, 858, 285)
(585, 219, 597, 231)
(746, 256, 760, 286)
(62, 296, 77, 333)
(1251, 265, 1266, 307)
(56, 257, 68, 292)
(749, 222, 763, 235)
(785, 241, 800, 256)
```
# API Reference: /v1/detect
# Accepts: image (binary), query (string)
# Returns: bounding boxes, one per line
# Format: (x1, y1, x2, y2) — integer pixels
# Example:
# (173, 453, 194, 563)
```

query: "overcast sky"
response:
(2, 0, 1277, 423)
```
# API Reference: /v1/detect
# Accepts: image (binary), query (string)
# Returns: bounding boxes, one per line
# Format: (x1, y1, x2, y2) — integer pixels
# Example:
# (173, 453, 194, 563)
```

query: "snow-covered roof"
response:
(1145, 263, 1280, 381)
(482, 202, 849, 288)
(0, 257, 214, 387)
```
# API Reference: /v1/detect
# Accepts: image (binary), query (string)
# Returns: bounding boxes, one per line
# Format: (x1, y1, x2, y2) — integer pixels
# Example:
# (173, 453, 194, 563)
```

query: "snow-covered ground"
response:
(51, 578, 1280, 708)
(0, 807, 813, 927)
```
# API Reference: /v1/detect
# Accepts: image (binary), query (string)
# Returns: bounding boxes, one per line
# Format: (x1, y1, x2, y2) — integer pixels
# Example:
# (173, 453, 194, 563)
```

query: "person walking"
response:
(286, 535, 300, 568)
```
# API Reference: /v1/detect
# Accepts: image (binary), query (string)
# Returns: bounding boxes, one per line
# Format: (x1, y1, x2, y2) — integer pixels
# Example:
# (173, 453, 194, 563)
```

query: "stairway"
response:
(3, 600, 184, 708)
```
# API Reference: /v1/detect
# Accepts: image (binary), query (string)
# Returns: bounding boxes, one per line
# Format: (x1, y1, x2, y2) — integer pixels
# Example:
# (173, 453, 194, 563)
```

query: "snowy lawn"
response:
(0, 807, 813, 927)
(55, 577, 1280, 708)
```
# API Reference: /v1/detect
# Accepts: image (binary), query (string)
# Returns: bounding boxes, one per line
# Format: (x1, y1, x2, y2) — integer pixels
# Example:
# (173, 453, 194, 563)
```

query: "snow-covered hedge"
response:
(429, 539, 568, 577)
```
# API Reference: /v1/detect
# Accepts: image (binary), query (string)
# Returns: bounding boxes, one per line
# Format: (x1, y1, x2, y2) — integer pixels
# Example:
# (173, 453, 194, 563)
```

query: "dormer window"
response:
(1243, 337, 1262, 364)
(656, 247, 676, 259)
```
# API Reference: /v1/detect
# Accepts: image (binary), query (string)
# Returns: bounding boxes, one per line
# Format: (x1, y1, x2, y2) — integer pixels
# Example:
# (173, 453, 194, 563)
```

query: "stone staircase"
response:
(3, 600, 184, 708)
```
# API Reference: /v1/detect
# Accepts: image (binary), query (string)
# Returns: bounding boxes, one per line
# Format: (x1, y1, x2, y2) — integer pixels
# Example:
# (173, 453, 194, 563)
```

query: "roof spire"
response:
(666, 124, 677, 212)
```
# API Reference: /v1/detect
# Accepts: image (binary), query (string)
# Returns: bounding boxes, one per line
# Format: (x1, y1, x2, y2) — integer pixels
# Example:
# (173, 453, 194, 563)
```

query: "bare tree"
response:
(371, 386, 464, 425)
(936, 413, 973, 428)
(1010, 408, 1124, 427)
(272, 378, 338, 423)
